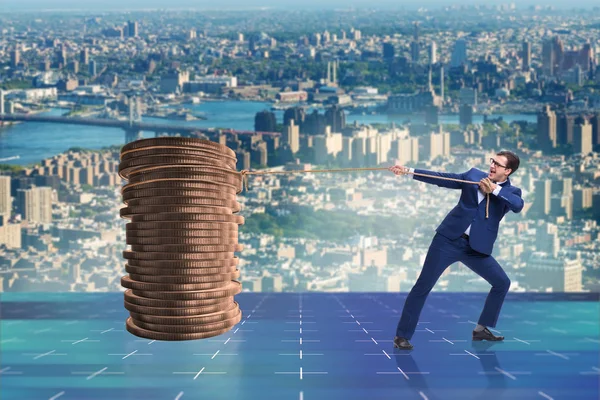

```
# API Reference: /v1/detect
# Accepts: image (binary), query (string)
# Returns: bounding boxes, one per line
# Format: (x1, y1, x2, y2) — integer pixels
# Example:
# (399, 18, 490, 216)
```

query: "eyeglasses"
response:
(490, 158, 508, 169)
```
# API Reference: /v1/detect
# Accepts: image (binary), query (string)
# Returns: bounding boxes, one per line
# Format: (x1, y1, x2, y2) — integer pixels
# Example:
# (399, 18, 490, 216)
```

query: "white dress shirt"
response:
(405, 167, 505, 237)
(464, 179, 505, 236)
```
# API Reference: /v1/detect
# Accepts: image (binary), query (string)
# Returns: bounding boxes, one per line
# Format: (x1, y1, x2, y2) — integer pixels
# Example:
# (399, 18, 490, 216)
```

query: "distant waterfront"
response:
(0, 100, 536, 166)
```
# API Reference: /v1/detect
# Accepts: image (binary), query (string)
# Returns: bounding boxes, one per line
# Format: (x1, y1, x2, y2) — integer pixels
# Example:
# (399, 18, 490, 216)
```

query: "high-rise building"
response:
(89, 60, 97, 76)
(284, 120, 300, 154)
(383, 42, 395, 61)
(0, 176, 11, 216)
(17, 187, 52, 224)
(534, 179, 552, 216)
(325, 105, 345, 132)
(526, 252, 583, 292)
(80, 48, 89, 64)
(410, 41, 420, 64)
(0, 222, 20, 249)
(459, 104, 473, 126)
(542, 36, 564, 76)
(535, 222, 560, 258)
(573, 188, 593, 211)
(556, 113, 574, 145)
(10, 48, 20, 68)
(573, 119, 593, 155)
(0, 89, 4, 115)
(421, 131, 450, 161)
(428, 41, 437, 65)
(522, 41, 531, 71)
(459, 87, 477, 106)
(590, 113, 600, 147)
(69, 60, 79, 74)
(70, 263, 81, 283)
(283, 107, 305, 128)
(128, 21, 139, 37)
(424, 105, 439, 125)
(542, 39, 555, 76)
(261, 275, 283, 292)
(440, 66, 445, 102)
(254, 110, 276, 132)
(56, 47, 67, 67)
(537, 105, 557, 151)
(450, 39, 467, 68)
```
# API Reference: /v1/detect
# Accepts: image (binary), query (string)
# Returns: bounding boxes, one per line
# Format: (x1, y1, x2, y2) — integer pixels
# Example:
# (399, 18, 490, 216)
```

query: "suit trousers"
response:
(395, 232, 511, 340)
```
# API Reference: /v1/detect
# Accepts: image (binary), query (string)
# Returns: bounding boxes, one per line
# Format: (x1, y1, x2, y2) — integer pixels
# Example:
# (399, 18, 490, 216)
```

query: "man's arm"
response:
(410, 168, 472, 190)
(492, 186, 524, 213)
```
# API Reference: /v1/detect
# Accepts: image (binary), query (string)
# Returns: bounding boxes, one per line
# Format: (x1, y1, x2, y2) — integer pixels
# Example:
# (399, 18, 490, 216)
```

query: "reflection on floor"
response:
(1, 292, 598, 400)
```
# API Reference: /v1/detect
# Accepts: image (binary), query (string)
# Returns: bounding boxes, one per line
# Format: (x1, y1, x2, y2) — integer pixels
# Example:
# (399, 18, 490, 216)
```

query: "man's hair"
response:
(496, 150, 520, 176)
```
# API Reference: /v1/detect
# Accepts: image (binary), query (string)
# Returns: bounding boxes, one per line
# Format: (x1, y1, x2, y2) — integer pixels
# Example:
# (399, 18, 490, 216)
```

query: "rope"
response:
(240, 167, 494, 219)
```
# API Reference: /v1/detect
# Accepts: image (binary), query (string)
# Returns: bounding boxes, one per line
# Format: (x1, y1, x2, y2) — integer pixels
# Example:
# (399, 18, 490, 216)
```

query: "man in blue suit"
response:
(388, 151, 524, 350)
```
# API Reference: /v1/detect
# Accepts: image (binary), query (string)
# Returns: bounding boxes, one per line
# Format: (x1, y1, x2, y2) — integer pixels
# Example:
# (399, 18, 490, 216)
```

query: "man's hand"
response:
(388, 165, 410, 176)
(479, 178, 496, 194)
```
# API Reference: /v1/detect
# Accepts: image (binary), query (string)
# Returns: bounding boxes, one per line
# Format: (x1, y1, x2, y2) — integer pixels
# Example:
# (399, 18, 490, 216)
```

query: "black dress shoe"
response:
(472, 327, 504, 341)
(393, 336, 414, 350)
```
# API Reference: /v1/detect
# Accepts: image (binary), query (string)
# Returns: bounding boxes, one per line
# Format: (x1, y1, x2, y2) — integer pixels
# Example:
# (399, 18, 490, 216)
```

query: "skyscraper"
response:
(526, 252, 582, 292)
(573, 119, 593, 155)
(534, 179, 552, 216)
(440, 66, 445, 102)
(283, 107, 305, 128)
(80, 48, 89, 64)
(450, 39, 467, 68)
(17, 187, 52, 224)
(522, 41, 531, 71)
(325, 105, 346, 132)
(410, 22, 420, 64)
(89, 60, 97, 76)
(459, 104, 473, 126)
(537, 105, 557, 151)
(284, 120, 300, 154)
(128, 21, 139, 37)
(556, 113, 574, 145)
(410, 42, 420, 64)
(542, 36, 563, 76)
(0, 89, 4, 115)
(383, 42, 395, 61)
(0, 176, 11, 216)
(428, 41, 437, 65)
(590, 113, 600, 147)
(254, 110, 276, 132)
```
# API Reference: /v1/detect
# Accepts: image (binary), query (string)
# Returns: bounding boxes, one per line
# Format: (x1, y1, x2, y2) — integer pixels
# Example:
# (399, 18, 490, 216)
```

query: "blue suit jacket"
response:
(413, 168, 524, 256)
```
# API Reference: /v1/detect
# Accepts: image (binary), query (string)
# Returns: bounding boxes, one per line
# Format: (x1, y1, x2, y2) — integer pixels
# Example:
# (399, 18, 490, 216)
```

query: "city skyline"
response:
(0, 4, 599, 295)
(3, 0, 600, 11)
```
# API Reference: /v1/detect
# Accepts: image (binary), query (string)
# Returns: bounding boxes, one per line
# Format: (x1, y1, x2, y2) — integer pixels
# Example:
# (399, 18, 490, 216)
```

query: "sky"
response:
(1, 0, 598, 11)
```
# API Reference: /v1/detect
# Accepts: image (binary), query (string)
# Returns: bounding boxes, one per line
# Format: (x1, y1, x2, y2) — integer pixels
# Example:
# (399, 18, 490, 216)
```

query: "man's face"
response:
(489, 155, 511, 182)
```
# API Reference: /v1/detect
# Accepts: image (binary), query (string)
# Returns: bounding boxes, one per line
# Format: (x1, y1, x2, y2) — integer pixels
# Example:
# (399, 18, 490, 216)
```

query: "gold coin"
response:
(126, 257, 238, 268)
(125, 264, 238, 276)
(126, 317, 234, 341)
(129, 302, 240, 325)
(123, 250, 237, 261)
(127, 270, 240, 283)
(126, 221, 239, 231)
(126, 236, 238, 245)
(130, 309, 241, 333)
(124, 300, 235, 316)
(121, 137, 236, 158)
(130, 280, 242, 300)
(121, 275, 231, 291)
(124, 289, 235, 307)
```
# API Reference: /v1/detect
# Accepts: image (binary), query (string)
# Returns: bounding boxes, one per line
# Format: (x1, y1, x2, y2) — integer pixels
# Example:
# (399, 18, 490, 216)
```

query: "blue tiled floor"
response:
(1, 292, 598, 400)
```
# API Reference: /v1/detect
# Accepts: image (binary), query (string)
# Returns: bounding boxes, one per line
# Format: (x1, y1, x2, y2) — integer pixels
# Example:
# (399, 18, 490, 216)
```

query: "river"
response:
(0, 100, 536, 166)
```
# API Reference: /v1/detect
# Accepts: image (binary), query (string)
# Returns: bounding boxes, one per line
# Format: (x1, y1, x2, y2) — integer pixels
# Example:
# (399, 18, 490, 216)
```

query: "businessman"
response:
(388, 151, 524, 350)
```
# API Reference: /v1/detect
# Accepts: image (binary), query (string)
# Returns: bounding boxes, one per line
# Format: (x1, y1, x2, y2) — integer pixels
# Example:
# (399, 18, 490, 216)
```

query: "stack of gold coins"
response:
(118, 137, 244, 340)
